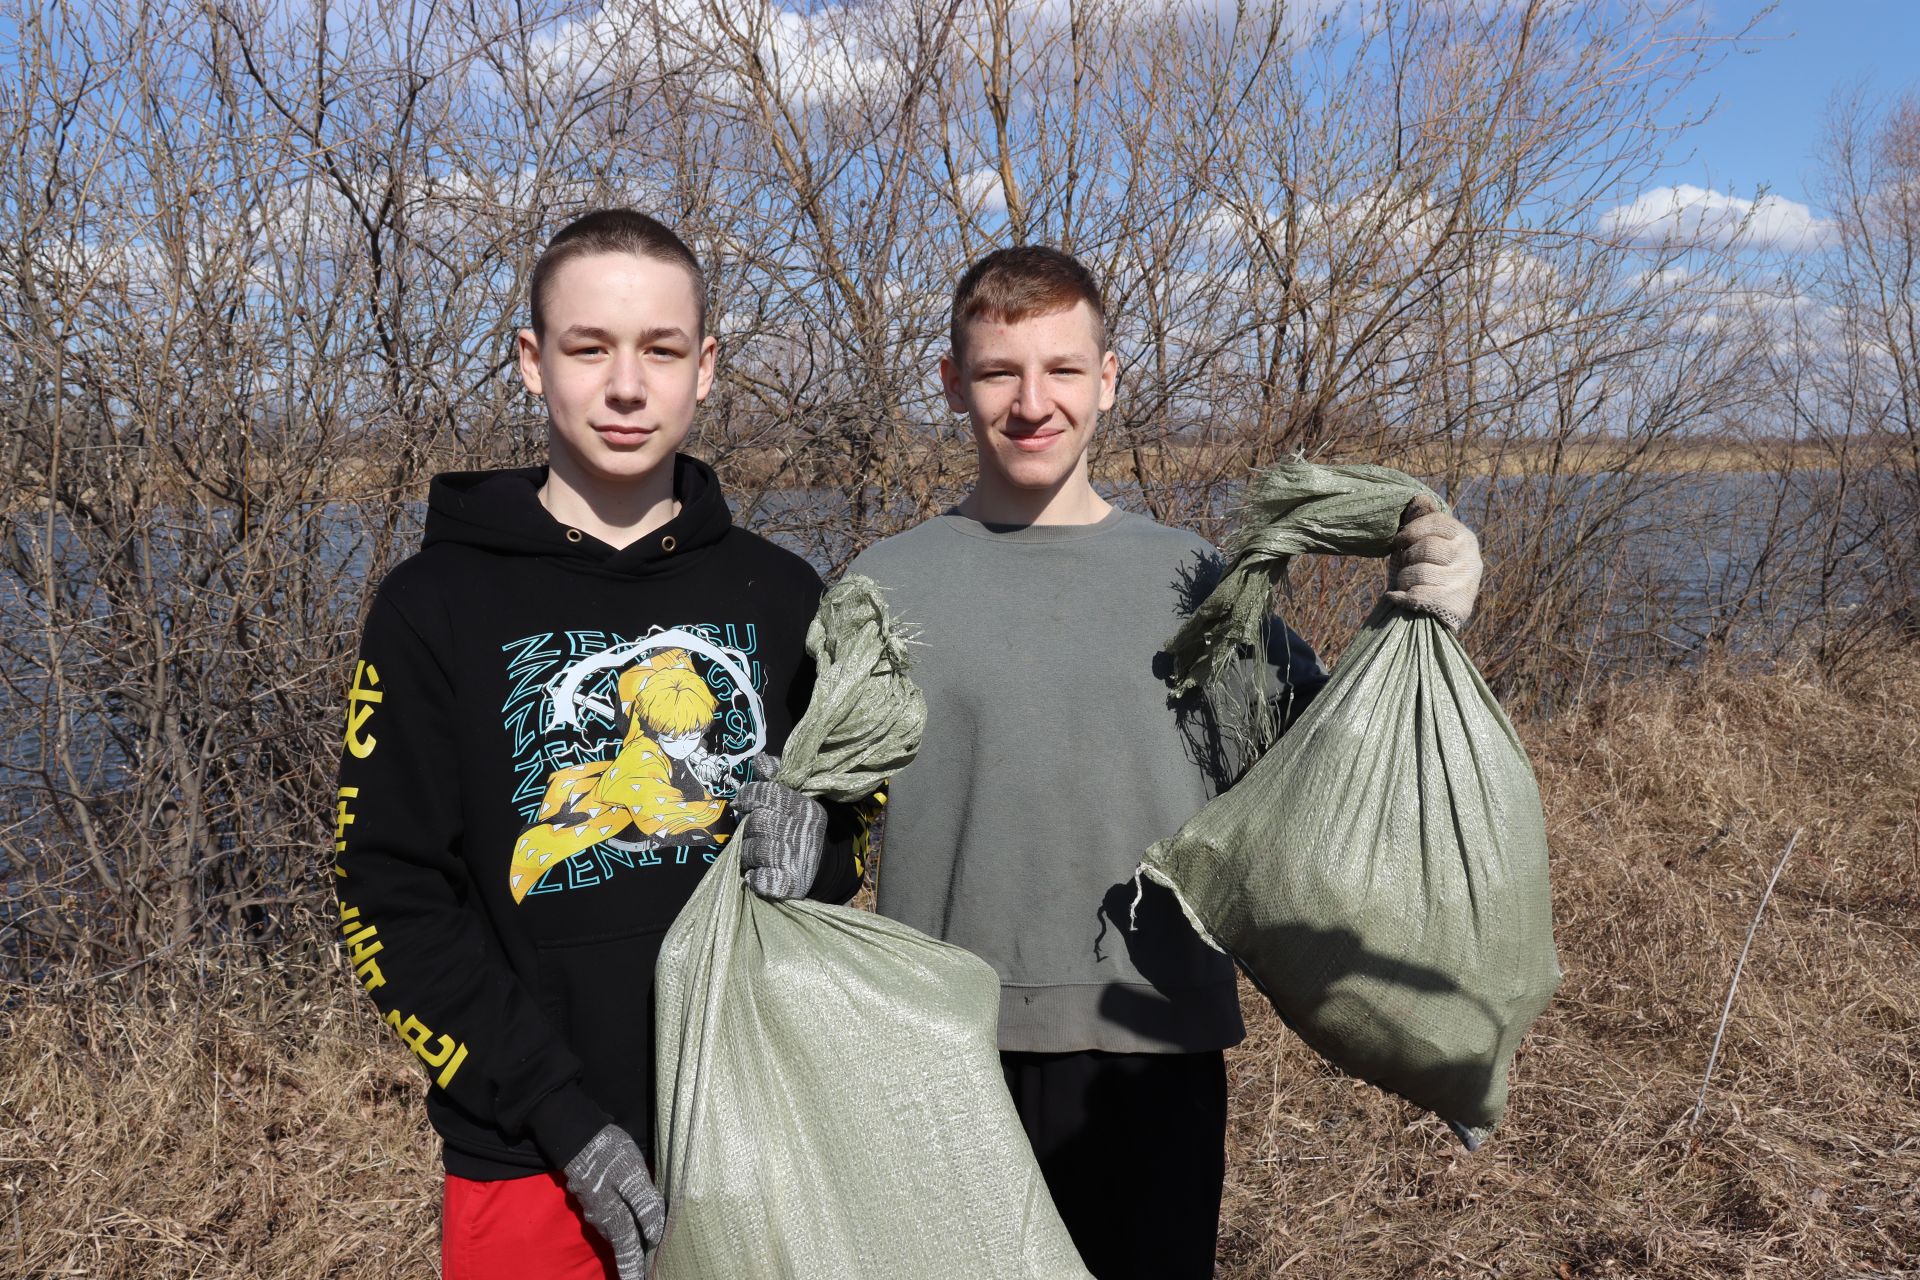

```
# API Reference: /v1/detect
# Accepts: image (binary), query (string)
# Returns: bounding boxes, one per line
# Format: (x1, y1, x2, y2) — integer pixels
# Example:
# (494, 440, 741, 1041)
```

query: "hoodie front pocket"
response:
(534, 927, 670, 1142)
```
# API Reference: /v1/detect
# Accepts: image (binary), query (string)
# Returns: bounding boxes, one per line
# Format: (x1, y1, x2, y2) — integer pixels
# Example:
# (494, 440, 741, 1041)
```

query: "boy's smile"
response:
(1004, 423, 1067, 452)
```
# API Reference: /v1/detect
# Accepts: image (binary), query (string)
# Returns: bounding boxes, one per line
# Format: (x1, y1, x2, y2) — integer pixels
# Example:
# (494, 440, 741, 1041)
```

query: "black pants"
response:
(1001, 1049, 1228, 1280)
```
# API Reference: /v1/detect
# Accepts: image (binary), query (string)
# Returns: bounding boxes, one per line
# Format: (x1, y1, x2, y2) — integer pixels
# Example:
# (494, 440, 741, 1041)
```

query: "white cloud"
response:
(1006, 0, 1349, 37)
(530, 0, 895, 108)
(1199, 189, 1447, 267)
(758, 5, 896, 103)
(1632, 264, 1696, 291)
(956, 167, 1009, 215)
(1598, 185, 1832, 253)
(1198, 201, 1286, 248)
(952, 0, 1348, 93)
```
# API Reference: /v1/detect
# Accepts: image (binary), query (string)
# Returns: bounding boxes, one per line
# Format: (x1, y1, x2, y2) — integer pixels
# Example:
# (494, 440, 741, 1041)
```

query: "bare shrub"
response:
(0, 0, 1910, 997)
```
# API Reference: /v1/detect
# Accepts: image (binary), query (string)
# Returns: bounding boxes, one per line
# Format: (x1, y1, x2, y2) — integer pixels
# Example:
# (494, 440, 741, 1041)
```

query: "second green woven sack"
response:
(1142, 462, 1561, 1148)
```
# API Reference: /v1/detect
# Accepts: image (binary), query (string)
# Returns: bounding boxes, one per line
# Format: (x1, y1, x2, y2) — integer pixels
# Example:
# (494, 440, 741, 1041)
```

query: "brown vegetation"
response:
(2, 1, 1917, 1274)
(5, 0, 1917, 977)
(1219, 649, 1920, 1279)
(5, 649, 1915, 1278)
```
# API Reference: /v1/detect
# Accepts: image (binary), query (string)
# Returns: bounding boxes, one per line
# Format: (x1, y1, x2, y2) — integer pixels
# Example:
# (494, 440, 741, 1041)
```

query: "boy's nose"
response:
(1014, 376, 1050, 421)
(607, 354, 646, 403)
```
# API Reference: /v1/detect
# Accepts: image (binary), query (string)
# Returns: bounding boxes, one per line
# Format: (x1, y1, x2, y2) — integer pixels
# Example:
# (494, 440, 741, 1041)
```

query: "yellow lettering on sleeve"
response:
(334, 787, 360, 856)
(344, 662, 382, 758)
(380, 1007, 470, 1089)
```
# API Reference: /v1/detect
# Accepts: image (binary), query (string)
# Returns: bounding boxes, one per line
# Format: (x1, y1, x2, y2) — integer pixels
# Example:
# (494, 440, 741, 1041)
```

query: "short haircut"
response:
(950, 244, 1106, 360)
(619, 650, 718, 737)
(634, 667, 716, 738)
(529, 208, 707, 339)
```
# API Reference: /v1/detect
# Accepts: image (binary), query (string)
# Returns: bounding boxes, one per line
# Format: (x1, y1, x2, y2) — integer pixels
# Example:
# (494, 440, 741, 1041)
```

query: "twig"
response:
(1691, 828, 1801, 1130)
(0, 905, 47, 938)
(0, 937, 187, 992)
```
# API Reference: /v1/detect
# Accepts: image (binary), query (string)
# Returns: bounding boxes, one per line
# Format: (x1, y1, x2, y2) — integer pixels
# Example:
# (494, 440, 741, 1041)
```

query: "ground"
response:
(3, 654, 1916, 1278)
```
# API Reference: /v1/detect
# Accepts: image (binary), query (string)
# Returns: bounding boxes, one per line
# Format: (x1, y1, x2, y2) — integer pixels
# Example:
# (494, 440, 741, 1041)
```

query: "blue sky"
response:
(1664, 0, 1919, 209)
(2, 0, 1908, 252)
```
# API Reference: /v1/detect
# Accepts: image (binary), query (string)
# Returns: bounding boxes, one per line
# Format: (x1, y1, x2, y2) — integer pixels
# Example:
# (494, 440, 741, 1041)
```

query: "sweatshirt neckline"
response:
(934, 505, 1132, 544)
(421, 454, 732, 576)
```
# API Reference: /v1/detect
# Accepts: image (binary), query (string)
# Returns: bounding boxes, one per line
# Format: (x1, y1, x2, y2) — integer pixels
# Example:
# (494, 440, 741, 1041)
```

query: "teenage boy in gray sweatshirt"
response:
(847, 246, 1483, 1279)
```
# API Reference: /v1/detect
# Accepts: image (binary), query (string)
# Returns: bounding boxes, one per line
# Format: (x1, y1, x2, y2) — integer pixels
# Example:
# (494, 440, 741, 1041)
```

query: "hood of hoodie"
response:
(422, 453, 733, 577)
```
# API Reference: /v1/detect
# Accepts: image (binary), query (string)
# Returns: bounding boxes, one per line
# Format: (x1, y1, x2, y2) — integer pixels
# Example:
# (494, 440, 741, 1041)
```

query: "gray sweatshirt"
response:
(848, 507, 1325, 1053)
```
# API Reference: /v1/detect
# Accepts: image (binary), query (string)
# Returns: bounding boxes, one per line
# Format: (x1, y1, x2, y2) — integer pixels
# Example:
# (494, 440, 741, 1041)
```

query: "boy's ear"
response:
(516, 328, 544, 397)
(1098, 348, 1118, 412)
(695, 334, 717, 401)
(939, 351, 967, 415)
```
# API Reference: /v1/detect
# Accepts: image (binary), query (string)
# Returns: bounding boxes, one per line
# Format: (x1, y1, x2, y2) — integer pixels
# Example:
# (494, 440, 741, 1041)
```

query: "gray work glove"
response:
(731, 753, 827, 900)
(1383, 494, 1483, 630)
(563, 1124, 665, 1278)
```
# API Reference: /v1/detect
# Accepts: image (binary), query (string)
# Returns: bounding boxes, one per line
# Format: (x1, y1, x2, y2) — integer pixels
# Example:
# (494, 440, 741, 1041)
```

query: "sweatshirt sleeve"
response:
(808, 795, 876, 905)
(778, 641, 871, 906)
(1262, 612, 1330, 732)
(332, 588, 609, 1169)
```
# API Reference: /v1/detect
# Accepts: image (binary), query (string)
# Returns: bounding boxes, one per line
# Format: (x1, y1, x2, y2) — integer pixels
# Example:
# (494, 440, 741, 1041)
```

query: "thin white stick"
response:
(1691, 828, 1802, 1130)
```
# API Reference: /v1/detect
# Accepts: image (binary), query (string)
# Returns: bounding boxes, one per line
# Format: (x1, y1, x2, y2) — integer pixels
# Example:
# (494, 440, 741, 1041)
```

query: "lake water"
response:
(1, 466, 1907, 939)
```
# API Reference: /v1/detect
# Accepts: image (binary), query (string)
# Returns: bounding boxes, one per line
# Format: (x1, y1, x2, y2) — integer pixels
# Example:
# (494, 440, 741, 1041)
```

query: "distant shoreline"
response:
(5, 435, 1911, 516)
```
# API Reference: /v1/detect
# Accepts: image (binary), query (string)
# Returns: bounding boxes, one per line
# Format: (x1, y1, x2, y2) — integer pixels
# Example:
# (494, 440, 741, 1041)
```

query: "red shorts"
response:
(442, 1171, 616, 1280)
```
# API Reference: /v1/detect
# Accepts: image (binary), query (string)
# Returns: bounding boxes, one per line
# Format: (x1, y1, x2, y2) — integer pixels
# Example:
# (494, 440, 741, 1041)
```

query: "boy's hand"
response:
(1384, 495, 1483, 630)
(689, 750, 732, 794)
(564, 1124, 665, 1277)
(732, 754, 826, 900)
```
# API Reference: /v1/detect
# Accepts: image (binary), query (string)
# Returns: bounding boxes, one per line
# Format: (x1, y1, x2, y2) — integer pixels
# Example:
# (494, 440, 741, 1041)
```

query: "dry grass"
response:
(1220, 648, 1920, 1279)
(4, 653, 1917, 1278)
(0, 959, 440, 1277)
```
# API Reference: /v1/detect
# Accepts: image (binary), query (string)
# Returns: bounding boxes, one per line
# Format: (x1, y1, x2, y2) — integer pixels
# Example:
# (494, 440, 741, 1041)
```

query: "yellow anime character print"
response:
(509, 648, 731, 903)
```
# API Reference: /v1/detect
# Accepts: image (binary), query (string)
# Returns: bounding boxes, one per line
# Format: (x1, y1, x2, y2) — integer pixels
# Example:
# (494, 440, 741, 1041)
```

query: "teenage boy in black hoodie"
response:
(333, 210, 856, 1280)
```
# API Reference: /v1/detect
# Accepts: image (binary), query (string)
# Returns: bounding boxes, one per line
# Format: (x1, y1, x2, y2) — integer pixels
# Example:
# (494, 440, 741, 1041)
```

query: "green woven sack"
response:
(1143, 463, 1560, 1147)
(652, 577, 1090, 1278)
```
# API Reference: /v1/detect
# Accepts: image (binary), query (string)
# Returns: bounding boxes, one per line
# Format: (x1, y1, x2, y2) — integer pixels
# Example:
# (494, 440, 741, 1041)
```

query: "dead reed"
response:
(0, 959, 440, 1277)
(3, 650, 1916, 1279)
(1219, 648, 1920, 1278)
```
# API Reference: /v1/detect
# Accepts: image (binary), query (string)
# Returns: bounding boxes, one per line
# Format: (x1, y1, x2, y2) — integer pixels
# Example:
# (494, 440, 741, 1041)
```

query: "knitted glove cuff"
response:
(1385, 592, 1470, 632)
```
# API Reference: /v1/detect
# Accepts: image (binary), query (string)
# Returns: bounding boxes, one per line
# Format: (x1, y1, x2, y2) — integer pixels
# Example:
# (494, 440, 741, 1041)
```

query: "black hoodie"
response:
(333, 455, 861, 1180)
